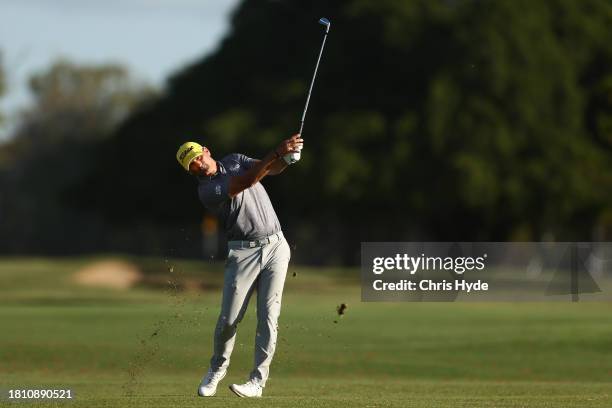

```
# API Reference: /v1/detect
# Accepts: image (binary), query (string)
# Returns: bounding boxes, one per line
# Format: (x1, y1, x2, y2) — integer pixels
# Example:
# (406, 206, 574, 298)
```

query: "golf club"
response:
(286, 17, 331, 164)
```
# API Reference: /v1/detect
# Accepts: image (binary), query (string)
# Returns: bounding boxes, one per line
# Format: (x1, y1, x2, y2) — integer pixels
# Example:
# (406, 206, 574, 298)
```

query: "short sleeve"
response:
(232, 153, 258, 170)
(198, 177, 230, 208)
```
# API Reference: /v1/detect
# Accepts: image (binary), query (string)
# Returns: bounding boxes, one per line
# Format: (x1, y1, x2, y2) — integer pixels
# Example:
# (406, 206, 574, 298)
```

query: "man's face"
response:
(188, 148, 216, 176)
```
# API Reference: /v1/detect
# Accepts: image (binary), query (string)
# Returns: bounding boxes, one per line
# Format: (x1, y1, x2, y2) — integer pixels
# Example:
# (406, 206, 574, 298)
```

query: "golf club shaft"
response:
(299, 29, 329, 135)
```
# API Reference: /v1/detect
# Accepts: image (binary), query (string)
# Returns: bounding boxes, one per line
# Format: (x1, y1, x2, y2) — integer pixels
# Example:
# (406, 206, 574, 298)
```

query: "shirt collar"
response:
(197, 160, 224, 182)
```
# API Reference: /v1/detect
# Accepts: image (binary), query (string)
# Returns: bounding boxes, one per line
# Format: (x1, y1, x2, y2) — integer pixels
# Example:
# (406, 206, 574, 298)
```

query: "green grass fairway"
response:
(1, 257, 611, 407)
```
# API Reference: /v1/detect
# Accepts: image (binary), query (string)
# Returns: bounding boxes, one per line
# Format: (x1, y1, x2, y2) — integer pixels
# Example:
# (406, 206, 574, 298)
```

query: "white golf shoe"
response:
(197, 369, 226, 397)
(229, 379, 263, 398)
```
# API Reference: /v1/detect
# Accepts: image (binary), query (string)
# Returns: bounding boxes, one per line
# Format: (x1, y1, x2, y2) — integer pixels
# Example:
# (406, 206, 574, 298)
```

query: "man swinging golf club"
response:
(176, 134, 303, 398)
(177, 16, 329, 398)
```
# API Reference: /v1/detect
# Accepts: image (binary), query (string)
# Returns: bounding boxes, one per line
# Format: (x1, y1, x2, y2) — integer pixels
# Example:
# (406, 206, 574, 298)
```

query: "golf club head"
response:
(319, 17, 331, 32)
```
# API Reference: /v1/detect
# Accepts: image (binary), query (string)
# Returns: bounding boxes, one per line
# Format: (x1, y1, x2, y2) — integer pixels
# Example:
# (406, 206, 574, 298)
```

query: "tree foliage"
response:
(0, 60, 154, 253)
(17, 60, 155, 145)
(26, 0, 612, 261)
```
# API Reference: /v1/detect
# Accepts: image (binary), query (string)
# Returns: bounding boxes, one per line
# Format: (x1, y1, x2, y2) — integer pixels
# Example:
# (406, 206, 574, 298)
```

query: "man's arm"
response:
(228, 134, 302, 198)
(241, 157, 287, 176)
(268, 158, 288, 175)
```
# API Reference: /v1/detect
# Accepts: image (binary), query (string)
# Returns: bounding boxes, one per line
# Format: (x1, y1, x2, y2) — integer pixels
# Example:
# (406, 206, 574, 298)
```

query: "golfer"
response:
(176, 134, 303, 398)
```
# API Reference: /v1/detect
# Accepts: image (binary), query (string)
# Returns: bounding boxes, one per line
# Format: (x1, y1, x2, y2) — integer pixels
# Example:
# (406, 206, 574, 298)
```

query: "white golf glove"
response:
(283, 145, 302, 165)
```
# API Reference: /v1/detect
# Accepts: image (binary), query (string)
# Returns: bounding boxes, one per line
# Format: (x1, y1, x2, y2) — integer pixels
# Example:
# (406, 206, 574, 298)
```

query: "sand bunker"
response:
(74, 259, 142, 290)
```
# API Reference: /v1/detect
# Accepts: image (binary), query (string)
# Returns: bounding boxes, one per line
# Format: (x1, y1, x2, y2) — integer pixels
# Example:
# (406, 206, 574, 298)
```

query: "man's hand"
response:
(228, 134, 303, 197)
(275, 134, 303, 157)
(269, 134, 303, 174)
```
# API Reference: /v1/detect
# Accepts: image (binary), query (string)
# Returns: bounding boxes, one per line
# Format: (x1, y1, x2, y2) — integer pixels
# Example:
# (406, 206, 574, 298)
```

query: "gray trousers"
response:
(209, 232, 290, 386)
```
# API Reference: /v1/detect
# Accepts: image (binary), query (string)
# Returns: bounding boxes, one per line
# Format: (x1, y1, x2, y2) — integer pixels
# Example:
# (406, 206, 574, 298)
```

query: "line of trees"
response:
(1, 0, 612, 264)
(0, 60, 155, 253)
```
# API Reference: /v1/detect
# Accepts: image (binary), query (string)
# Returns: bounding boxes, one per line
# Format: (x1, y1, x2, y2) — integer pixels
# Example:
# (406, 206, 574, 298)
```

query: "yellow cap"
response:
(176, 142, 204, 172)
